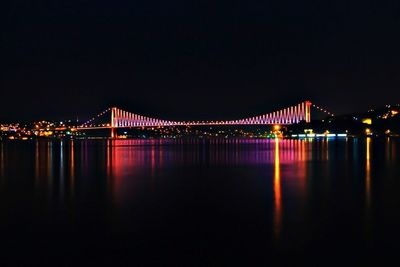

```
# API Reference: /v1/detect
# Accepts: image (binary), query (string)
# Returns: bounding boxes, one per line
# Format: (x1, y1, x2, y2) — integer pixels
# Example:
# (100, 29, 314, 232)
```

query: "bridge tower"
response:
(111, 107, 117, 138)
(305, 101, 311, 123)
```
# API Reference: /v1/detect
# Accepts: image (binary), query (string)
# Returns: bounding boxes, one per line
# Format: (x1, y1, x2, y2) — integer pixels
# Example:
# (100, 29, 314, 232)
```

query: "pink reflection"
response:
(107, 140, 155, 205)
(297, 140, 308, 198)
(104, 139, 312, 215)
(59, 141, 65, 199)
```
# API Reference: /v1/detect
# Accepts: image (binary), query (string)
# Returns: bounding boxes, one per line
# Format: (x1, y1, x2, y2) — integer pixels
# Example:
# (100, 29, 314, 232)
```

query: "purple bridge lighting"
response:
(77, 101, 334, 137)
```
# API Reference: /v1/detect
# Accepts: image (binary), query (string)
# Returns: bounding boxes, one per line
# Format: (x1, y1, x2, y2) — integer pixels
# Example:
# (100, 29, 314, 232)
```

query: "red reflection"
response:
(107, 140, 111, 177)
(107, 140, 142, 205)
(110, 142, 123, 198)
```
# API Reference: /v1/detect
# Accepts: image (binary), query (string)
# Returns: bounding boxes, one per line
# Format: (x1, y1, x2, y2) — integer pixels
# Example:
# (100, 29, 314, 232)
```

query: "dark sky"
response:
(2, 0, 400, 122)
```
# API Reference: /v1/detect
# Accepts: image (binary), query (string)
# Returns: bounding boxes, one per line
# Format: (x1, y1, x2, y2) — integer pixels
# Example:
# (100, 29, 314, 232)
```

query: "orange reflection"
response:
(33, 141, 55, 198)
(323, 138, 329, 161)
(0, 142, 4, 180)
(47, 142, 53, 191)
(273, 137, 282, 239)
(35, 141, 40, 185)
(366, 137, 371, 209)
(365, 137, 373, 239)
(69, 140, 75, 194)
(392, 139, 396, 160)
(385, 138, 390, 161)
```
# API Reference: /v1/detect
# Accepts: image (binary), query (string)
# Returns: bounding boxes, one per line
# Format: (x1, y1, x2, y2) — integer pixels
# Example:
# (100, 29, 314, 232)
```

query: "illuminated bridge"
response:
(77, 101, 333, 137)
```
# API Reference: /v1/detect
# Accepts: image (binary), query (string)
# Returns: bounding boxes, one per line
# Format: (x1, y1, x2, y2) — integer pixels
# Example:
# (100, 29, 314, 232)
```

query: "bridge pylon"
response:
(305, 100, 311, 123)
(111, 107, 117, 138)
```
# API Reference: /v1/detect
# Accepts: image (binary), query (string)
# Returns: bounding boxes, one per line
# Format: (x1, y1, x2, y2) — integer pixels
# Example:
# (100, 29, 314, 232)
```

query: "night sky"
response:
(2, 1, 400, 122)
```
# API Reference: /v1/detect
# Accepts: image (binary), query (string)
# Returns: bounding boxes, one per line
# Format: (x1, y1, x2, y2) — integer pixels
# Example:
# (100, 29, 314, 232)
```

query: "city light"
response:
(362, 118, 372, 125)
(1, 102, 399, 140)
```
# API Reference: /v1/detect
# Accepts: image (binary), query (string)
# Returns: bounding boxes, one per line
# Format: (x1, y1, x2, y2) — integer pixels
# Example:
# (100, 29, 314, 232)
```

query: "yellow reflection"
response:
(366, 138, 371, 208)
(324, 138, 329, 160)
(365, 137, 373, 239)
(273, 138, 282, 239)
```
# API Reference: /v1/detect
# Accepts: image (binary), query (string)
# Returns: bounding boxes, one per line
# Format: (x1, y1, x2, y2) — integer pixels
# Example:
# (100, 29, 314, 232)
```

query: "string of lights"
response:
(80, 108, 112, 127)
(312, 104, 335, 117)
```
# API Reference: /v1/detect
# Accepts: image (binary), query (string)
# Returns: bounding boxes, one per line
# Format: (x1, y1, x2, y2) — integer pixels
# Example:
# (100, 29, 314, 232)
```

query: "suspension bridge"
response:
(77, 101, 334, 137)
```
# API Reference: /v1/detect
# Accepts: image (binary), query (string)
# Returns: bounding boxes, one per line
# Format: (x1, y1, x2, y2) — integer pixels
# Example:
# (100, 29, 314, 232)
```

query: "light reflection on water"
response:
(273, 138, 281, 239)
(0, 138, 400, 265)
(366, 137, 372, 209)
(0, 142, 4, 183)
(2, 138, 398, 211)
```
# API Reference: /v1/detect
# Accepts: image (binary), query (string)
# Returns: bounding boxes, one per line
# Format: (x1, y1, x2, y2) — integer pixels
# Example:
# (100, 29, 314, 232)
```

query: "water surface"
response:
(0, 138, 399, 266)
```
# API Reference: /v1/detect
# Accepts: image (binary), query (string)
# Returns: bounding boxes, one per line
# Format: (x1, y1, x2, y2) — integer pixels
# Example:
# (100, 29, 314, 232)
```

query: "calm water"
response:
(0, 138, 399, 266)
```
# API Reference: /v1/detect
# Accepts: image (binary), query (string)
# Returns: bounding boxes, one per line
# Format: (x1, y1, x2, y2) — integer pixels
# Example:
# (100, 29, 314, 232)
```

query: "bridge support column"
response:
(305, 101, 311, 123)
(111, 107, 117, 139)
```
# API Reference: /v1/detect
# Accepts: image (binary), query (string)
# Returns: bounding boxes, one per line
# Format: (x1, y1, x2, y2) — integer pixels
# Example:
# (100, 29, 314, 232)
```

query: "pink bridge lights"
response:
(78, 101, 334, 137)
(80, 101, 311, 128)
(109, 101, 311, 127)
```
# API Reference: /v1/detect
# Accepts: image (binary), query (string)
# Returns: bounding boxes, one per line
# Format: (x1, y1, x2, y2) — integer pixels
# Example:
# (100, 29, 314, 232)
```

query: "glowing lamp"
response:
(362, 118, 372, 125)
(273, 125, 281, 131)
